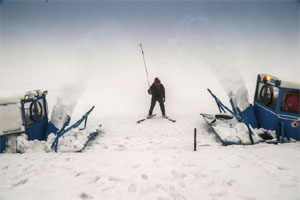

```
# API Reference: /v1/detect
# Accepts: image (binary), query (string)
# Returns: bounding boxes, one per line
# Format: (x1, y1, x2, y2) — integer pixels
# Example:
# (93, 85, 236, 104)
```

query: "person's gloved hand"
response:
(162, 98, 165, 102)
(148, 89, 152, 95)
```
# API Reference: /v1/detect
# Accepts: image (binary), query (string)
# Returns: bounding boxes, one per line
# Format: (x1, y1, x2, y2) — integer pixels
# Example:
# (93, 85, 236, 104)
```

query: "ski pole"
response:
(139, 43, 151, 88)
(194, 128, 197, 151)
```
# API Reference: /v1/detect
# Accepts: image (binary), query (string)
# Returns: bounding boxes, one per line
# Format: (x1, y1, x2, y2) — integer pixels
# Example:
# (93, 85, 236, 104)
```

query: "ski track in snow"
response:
(0, 114, 300, 200)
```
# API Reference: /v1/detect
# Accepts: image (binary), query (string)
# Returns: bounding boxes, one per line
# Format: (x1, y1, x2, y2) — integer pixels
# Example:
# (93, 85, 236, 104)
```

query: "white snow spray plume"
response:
(50, 74, 86, 129)
(167, 17, 250, 111)
(50, 35, 97, 128)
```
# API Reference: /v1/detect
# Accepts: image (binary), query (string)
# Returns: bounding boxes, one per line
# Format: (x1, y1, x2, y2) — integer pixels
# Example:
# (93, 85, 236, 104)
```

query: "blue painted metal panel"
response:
(279, 117, 300, 140)
(253, 103, 280, 131)
(222, 141, 239, 146)
(0, 136, 7, 153)
(253, 79, 300, 141)
(241, 105, 258, 128)
(25, 117, 49, 140)
(251, 90, 288, 141)
(21, 96, 49, 141)
(45, 121, 58, 140)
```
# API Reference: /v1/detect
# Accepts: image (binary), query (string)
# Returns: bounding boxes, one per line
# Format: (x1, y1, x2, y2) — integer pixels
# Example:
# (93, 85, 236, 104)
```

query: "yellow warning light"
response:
(263, 75, 271, 82)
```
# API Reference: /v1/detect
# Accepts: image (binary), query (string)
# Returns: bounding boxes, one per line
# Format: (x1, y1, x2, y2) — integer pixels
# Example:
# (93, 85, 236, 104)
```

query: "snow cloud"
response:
(166, 17, 250, 110)
(50, 72, 86, 128)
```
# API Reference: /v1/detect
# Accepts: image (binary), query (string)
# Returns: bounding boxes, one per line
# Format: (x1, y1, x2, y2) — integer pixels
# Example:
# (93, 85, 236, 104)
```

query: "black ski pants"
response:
(149, 97, 165, 116)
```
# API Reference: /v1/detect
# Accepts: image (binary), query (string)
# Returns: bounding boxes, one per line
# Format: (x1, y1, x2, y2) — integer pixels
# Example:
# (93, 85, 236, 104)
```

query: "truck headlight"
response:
(24, 95, 30, 100)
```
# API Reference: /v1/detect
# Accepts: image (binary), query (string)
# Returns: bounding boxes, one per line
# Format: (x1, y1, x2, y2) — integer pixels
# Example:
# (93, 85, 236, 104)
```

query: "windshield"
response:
(280, 89, 300, 114)
(255, 82, 279, 110)
(24, 98, 46, 125)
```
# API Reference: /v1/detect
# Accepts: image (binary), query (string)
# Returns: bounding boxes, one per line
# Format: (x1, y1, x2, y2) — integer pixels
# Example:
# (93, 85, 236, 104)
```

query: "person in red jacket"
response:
(148, 77, 166, 117)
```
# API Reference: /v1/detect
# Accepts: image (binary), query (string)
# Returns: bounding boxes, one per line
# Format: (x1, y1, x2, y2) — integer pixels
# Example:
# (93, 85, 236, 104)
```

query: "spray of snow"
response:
(166, 17, 250, 111)
(50, 73, 86, 129)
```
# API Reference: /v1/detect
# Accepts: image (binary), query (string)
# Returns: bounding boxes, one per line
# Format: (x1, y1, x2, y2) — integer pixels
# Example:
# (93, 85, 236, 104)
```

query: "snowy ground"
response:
(1, 114, 299, 200)
(1, 2, 299, 199)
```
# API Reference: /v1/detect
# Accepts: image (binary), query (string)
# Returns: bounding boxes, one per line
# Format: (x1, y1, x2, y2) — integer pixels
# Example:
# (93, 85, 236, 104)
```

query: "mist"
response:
(0, 1, 298, 119)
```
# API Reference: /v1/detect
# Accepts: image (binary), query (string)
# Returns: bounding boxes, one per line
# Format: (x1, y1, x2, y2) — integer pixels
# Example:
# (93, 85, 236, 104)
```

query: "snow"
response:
(5, 134, 52, 153)
(166, 16, 251, 112)
(53, 127, 99, 153)
(4, 127, 100, 153)
(1, 115, 300, 200)
(1, 2, 300, 200)
(280, 81, 300, 90)
(206, 115, 276, 145)
(1, 48, 299, 200)
(0, 104, 23, 135)
(50, 77, 85, 129)
(0, 96, 22, 105)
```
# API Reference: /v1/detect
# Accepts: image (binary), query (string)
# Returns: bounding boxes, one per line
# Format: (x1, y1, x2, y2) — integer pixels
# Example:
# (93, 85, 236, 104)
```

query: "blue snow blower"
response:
(0, 90, 99, 153)
(201, 74, 300, 145)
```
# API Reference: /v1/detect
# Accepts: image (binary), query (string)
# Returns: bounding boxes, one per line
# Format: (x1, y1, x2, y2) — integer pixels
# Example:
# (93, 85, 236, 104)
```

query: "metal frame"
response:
(206, 89, 254, 144)
(51, 106, 96, 152)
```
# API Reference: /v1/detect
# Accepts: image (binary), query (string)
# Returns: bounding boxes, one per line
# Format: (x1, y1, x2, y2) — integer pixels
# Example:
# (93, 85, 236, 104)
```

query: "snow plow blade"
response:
(76, 129, 99, 153)
(201, 113, 254, 145)
(50, 106, 100, 152)
(201, 89, 277, 145)
(201, 113, 277, 145)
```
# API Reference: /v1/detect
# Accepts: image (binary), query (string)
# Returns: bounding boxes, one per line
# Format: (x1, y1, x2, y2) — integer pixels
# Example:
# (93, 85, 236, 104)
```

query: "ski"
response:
(163, 116, 176, 123)
(147, 114, 157, 119)
(137, 114, 176, 123)
(137, 114, 156, 124)
(137, 118, 146, 123)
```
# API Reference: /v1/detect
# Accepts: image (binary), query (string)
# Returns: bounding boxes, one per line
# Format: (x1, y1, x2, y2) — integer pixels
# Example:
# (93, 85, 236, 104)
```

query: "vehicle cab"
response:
(254, 74, 300, 140)
(0, 90, 49, 153)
